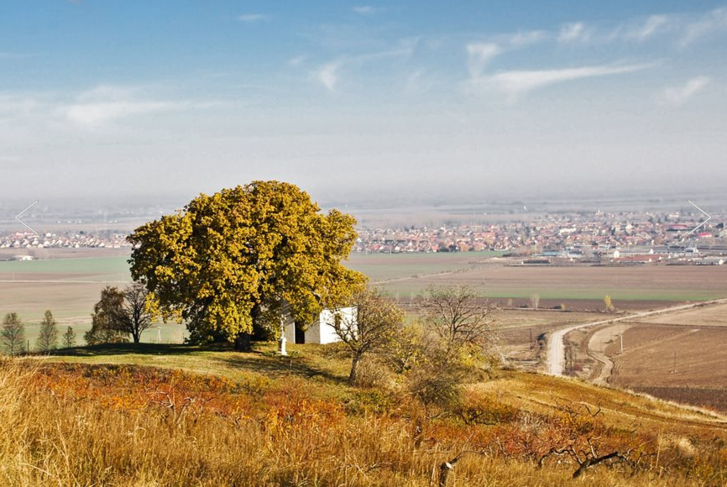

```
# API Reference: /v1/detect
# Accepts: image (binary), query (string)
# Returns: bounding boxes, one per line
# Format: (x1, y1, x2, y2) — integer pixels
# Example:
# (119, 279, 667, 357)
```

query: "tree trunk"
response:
(234, 304, 260, 353)
(235, 332, 252, 352)
(348, 355, 360, 385)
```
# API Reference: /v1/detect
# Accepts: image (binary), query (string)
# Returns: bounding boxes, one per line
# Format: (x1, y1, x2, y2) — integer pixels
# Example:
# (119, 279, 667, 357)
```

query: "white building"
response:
(282, 306, 357, 345)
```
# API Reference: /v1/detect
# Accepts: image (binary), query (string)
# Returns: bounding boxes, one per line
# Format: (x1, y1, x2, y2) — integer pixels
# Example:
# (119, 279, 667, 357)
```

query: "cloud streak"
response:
(661, 76, 710, 106)
(61, 85, 215, 129)
(680, 7, 727, 47)
(466, 43, 501, 77)
(467, 62, 655, 99)
(237, 14, 269, 23)
(558, 22, 589, 43)
(628, 15, 670, 41)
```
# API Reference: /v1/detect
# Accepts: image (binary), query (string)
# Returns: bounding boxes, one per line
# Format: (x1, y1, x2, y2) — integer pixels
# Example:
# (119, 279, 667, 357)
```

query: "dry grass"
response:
(1, 347, 726, 486)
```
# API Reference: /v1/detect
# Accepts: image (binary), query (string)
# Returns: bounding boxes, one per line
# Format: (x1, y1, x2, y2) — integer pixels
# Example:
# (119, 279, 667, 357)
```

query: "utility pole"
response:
(673, 350, 677, 373)
(619, 333, 623, 354)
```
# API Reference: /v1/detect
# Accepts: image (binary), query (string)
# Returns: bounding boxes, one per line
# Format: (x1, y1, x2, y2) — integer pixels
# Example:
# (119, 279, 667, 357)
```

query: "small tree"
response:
(85, 286, 129, 345)
(62, 326, 76, 348)
(418, 285, 496, 354)
(1, 312, 26, 356)
(36, 309, 59, 352)
(530, 293, 540, 310)
(328, 286, 404, 385)
(604, 295, 616, 313)
(116, 283, 154, 344)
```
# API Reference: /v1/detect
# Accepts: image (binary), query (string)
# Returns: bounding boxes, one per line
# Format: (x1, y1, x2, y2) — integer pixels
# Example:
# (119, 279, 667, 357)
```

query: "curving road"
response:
(546, 298, 727, 377)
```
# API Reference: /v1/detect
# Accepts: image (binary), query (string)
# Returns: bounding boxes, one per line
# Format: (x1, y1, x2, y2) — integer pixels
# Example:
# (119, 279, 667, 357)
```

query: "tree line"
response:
(1, 310, 76, 355)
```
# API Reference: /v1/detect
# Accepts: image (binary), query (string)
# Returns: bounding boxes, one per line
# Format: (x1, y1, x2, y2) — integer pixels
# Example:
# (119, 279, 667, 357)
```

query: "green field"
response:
(0, 256, 131, 281)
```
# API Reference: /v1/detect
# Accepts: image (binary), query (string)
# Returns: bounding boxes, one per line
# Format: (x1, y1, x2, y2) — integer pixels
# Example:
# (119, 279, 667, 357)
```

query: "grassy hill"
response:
(1, 343, 725, 486)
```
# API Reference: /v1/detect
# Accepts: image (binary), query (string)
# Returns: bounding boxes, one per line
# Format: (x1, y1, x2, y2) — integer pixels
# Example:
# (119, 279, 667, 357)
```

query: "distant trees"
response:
(85, 284, 154, 345)
(1, 312, 26, 356)
(328, 286, 405, 385)
(63, 326, 76, 348)
(36, 309, 59, 352)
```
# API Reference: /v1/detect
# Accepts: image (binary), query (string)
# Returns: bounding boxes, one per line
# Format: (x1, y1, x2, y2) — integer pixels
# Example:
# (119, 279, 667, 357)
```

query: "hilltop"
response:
(1, 342, 724, 486)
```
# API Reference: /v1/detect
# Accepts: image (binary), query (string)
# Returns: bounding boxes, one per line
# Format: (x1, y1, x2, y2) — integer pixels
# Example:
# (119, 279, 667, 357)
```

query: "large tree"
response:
(127, 181, 366, 351)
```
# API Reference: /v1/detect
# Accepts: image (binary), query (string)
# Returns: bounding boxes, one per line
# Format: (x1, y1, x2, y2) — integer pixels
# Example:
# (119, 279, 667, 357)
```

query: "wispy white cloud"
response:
(680, 7, 727, 47)
(353, 6, 383, 15)
(627, 15, 670, 41)
(558, 22, 589, 43)
(64, 101, 176, 127)
(237, 14, 269, 23)
(467, 62, 655, 99)
(61, 85, 213, 128)
(503, 30, 548, 48)
(313, 39, 418, 92)
(661, 76, 710, 106)
(316, 62, 341, 92)
(466, 43, 501, 77)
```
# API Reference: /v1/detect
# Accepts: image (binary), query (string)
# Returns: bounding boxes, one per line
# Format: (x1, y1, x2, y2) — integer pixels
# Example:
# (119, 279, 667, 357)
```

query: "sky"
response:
(1, 1, 726, 208)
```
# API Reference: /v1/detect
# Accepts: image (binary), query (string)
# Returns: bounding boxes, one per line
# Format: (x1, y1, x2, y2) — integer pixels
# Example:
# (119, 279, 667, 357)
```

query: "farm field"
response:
(346, 251, 502, 283)
(3, 250, 727, 346)
(635, 302, 727, 327)
(607, 322, 727, 411)
(351, 254, 727, 309)
(0, 254, 189, 344)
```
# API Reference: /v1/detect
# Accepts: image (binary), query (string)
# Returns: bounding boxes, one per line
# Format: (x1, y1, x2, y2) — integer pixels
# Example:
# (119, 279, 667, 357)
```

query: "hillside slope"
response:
(1, 343, 724, 487)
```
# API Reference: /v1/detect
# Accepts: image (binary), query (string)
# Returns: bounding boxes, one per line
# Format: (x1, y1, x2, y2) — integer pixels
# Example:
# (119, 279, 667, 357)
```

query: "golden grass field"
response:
(2, 342, 725, 487)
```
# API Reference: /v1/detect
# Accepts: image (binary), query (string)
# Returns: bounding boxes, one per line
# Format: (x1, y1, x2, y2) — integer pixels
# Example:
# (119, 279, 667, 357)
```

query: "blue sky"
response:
(1, 1, 726, 206)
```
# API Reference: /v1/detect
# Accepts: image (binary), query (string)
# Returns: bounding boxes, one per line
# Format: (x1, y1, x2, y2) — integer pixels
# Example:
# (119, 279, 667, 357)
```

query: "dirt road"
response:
(546, 298, 727, 377)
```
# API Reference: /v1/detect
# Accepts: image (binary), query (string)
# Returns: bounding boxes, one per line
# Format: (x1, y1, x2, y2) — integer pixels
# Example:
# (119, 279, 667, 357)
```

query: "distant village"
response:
(0, 230, 131, 257)
(353, 210, 727, 264)
(1, 210, 726, 264)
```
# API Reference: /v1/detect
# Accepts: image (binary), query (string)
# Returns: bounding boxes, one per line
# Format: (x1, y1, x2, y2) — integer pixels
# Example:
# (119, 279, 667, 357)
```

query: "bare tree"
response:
(85, 284, 154, 345)
(115, 283, 154, 343)
(327, 286, 404, 385)
(36, 309, 59, 352)
(1, 312, 26, 356)
(418, 285, 495, 352)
